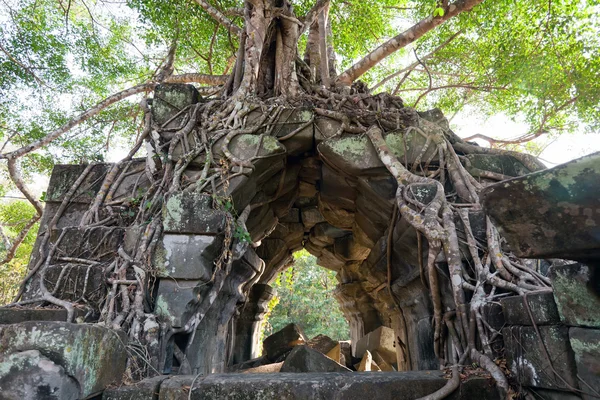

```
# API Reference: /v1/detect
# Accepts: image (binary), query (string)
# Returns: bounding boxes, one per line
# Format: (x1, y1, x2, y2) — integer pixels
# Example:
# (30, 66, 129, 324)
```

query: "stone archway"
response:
(5, 83, 593, 399)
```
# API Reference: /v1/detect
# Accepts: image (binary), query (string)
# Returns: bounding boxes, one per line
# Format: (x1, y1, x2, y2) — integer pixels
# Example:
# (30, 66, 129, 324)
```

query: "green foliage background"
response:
(0, 198, 38, 304)
(262, 250, 349, 341)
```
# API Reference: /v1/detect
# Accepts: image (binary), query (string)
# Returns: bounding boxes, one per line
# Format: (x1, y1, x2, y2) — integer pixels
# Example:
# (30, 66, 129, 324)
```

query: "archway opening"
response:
(261, 249, 350, 342)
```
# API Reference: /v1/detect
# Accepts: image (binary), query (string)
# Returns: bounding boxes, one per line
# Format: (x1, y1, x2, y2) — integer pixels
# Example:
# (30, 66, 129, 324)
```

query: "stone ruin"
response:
(0, 83, 598, 399)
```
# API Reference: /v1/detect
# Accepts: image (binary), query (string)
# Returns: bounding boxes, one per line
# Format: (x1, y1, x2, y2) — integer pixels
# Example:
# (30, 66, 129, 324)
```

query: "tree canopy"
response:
(1, 0, 598, 288)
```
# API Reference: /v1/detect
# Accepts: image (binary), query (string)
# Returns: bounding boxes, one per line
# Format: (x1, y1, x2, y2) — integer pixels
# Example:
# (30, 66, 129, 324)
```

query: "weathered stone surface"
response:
(153, 233, 221, 280)
(155, 279, 205, 328)
(152, 84, 199, 128)
(549, 263, 600, 328)
(301, 206, 325, 229)
(501, 292, 560, 326)
(569, 327, 600, 400)
(482, 151, 600, 260)
(0, 308, 86, 325)
(503, 325, 578, 390)
(263, 323, 307, 361)
(317, 246, 344, 271)
(318, 129, 437, 177)
(272, 108, 314, 156)
(103, 376, 168, 400)
(306, 334, 338, 355)
(0, 321, 127, 398)
(463, 154, 531, 178)
(334, 234, 370, 261)
(318, 196, 355, 229)
(280, 208, 300, 223)
(354, 326, 397, 364)
(50, 226, 124, 261)
(163, 192, 226, 234)
(45, 163, 111, 204)
(0, 350, 79, 400)
(158, 372, 501, 400)
(280, 345, 351, 373)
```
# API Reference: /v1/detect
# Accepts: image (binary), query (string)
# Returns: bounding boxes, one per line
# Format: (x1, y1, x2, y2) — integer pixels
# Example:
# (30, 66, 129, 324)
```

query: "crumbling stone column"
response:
(232, 283, 276, 364)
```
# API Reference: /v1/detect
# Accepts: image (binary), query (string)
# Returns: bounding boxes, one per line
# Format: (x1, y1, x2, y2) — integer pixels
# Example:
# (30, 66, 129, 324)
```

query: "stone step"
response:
(153, 372, 500, 400)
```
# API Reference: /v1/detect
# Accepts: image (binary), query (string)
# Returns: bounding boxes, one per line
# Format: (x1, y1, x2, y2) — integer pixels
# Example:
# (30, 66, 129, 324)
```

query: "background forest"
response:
(262, 250, 349, 341)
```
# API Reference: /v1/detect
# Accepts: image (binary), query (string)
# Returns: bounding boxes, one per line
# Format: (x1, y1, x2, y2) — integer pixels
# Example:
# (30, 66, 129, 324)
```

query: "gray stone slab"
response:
(0, 308, 85, 324)
(569, 327, 600, 400)
(501, 292, 560, 326)
(549, 263, 600, 328)
(0, 321, 127, 398)
(103, 375, 168, 400)
(503, 325, 579, 391)
(152, 83, 199, 128)
(481, 151, 600, 261)
(158, 372, 500, 400)
(153, 233, 221, 280)
(162, 192, 226, 234)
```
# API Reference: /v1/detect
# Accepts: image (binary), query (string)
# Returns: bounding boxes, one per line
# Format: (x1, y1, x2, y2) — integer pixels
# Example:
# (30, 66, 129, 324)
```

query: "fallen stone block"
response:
(355, 326, 397, 364)
(263, 323, 307, 361)
(280, 346, 351, 373)
(0, 321, 128, 398)
(503, 325, 578, 390)
(501, 292, 560, 326)
(372, 350, 395, 371)
(326, 343, 341, 364)
(0, 350, 79, 400)
(569, 327, 600, 400)
(357, 350, 376, 371)
(307, 334, 338, 355)
(549, 263, 600, 328)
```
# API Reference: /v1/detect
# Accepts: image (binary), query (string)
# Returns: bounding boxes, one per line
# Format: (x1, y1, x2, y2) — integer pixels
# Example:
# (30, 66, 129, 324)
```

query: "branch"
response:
(337, 0, 484, 84)
(193, 0, 242, 35)
(0, 41, 48, 87)
(0, 83, 155, 160)
(300, 0, 330, 36)
(7, 158, 43, 215)
(164, 73, 229, 85)
(463, 96, 578, 146)
(372, 30, 462, 92)
(0, 215, 39, 266)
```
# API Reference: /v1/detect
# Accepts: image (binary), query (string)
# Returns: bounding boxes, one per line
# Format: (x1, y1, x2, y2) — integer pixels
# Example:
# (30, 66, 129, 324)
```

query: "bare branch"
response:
(0, 215, 39, 266)
(0, 41, 48, 87)
(463, 96, 578, 146)
(193, 0, 242, 35)
(337, 0, 484, 84)
(372, 30, 462, 92)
